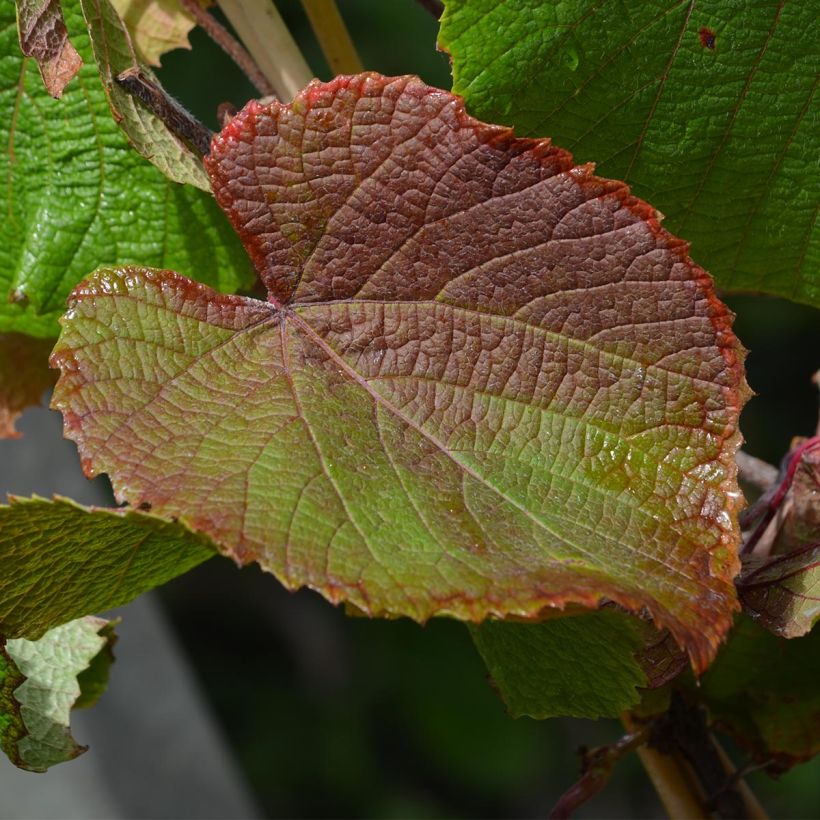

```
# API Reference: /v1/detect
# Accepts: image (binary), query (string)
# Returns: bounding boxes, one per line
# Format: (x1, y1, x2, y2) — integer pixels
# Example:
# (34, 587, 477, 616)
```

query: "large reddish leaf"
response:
(51, 74, 748, 669)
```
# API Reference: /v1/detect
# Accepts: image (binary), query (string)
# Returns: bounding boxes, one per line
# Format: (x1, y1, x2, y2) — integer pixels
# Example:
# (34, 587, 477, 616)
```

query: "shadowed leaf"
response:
(1, 617, 115, 771)
(439, 0, 819, 307)
(52, 74, 748, 670)
(0, 496, 216, 640)
(0, 0, 254, 340)
(15, 0, 82, 96)
(698, 616, 820, 770)
(470, 610, 647, 719)
(0, 334, 56, 438)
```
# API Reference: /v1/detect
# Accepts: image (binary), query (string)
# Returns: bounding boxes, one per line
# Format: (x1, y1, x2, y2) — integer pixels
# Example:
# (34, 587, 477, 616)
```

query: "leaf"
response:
(15, 0, 82, 97)
(0, 333, 56, 438)
(0, 496, 216, 640)
(739, 437, 820, 637)
(51, 74, 748, 670)
(739, 545, 820, 639)
(111, 0, 209, 67)
(0, 0, 254, 339)
(470, 610, 647, 719)
(77, 0, 212, 189)
(1, 616, 115, 771)
(698, 616, 820, 770)
(439, 1, 819, 307)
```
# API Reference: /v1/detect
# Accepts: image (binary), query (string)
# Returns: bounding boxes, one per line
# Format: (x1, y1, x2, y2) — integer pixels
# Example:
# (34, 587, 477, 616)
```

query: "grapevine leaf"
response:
(51, 75, 748, 670)
(0, 333, 56, 438)
(1, 0, 254, 339)
(111, 0, 210, 67)
(439, 0, 819, 307)
(0, 496, 216, 640)
(77, 0, 211, 189)
(470, 610, 647, 719)
(1, 616, 115, 772)
(698, 617, 820, 770)
(15, 0, 82, 97)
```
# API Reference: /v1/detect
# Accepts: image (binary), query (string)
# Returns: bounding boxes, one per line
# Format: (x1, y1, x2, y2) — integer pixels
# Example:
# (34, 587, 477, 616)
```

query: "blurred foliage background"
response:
(153, 1, 820, 816)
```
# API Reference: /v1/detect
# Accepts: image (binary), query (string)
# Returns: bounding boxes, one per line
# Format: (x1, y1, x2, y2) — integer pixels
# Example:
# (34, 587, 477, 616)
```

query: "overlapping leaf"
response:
(439, 0, 819, 307)
(52, 74, 748, 669)
(15, 0, 82, 96)
(0, 497, 216, 640)
(78, 0, 212, 188)
(1, 617, 115, 771)
(0, 0, 253, 340)
(698, 617, 820, 769)
(470, 610, 647, 719)
(111, 0, 210, 67)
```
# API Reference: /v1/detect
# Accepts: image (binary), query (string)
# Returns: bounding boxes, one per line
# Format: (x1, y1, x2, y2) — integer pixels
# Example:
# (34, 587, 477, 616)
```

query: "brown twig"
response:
(414, 0, 445, 19)
(178, 0, 276, 97)
(115, 68, 213, 156)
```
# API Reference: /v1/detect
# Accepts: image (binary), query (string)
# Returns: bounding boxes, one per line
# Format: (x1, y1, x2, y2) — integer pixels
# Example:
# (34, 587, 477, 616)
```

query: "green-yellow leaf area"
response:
(0, 497, 216, 640)
(471, 610, 647, 719)
(439, 0, 819, 307)
(111, 0, 209, 68)
(0, 0, 253, 339)
(2, 617, 113, 771)
(52, 76, 748, 671)
(78, 0, 210, 188)
(699, 617, 820, 768)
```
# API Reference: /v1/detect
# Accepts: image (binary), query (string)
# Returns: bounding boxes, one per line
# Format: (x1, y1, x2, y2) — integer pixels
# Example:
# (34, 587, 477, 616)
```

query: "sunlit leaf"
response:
(52, 74, 748, 669)
(111, 0, 210, 67)
(0, 334, 55, 438)
(15, 0, 82, 96)
(1, 617, 115, 771)
(439, 0, 819, 307)
(0, 0, 254, 340)
(0, 496, 216, 640)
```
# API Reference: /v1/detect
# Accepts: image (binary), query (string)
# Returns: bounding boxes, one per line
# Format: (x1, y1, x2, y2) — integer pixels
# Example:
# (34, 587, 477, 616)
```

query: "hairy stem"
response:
(115, 68, 213, 156)
(300, 0, 363, 75)
(178, 0, 275, 97)
(217, 0, 313, 101)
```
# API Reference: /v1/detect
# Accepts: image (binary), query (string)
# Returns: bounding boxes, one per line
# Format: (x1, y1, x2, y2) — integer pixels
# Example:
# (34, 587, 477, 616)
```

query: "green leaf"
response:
(52, 76, 748, 670)
(470, 610, 647, 719)
(1, 616, 115, 771)
(1, 0, 254, 339)
(439, 0, 819, 307)
(77, 0, 212, 189)
(0, 333, 56, 438)
(15, 0, 82, 97)
(0, 496, 216, 640)
(698, 617, 820, 769)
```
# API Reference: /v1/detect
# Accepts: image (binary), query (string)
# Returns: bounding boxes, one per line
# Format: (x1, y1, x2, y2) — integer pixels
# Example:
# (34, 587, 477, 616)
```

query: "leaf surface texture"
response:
(52, 74, 748, 668)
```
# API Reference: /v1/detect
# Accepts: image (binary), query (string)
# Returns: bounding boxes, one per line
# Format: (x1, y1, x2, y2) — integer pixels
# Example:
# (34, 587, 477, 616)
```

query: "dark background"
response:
(2, 1, 819, 817)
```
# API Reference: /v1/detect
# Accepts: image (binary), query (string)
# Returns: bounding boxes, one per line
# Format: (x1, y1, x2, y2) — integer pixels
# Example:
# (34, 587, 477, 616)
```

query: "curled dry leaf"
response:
(0, 334, 56, 438)
(15, 0, 82, 97)
(51, 74, 748, 670)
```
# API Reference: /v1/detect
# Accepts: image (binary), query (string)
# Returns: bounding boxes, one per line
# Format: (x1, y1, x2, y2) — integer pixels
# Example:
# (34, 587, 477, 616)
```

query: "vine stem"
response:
(736, 451, 778, 492)
(217, 0, 313, 101)
(178, 0, 275, 97)
(299, 0, 363, 75)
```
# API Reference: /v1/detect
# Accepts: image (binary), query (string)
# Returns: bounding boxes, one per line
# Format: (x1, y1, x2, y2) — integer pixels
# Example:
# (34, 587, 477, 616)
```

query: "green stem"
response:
(300, 0, 363, 75)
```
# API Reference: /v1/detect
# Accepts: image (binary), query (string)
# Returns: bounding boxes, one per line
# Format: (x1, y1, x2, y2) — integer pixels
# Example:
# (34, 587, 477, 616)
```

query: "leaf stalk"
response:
(299, 0, 363, 75)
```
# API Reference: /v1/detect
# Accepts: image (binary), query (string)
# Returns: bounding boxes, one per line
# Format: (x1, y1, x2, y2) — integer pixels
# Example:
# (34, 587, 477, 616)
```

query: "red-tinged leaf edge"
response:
(52, 74, 751, 672)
